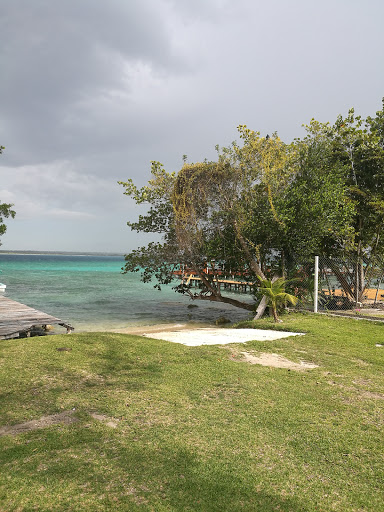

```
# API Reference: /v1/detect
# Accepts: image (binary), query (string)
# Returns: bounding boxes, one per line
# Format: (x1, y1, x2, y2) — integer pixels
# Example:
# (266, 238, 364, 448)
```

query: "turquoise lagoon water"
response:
(0, 253, 253, 332)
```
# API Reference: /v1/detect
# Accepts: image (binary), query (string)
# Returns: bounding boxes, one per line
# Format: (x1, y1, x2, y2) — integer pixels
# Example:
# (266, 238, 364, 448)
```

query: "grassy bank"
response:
(0, 313, 383, 511)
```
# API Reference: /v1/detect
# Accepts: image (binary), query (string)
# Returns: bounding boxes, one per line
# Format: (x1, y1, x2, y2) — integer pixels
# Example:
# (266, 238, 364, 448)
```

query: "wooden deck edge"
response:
(0, 296, 74, 339)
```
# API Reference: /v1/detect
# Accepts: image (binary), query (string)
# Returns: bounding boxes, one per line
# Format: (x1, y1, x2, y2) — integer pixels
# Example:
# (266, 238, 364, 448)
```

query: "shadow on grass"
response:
(1, 425, 309, 512)
(0, 335, 168, 425)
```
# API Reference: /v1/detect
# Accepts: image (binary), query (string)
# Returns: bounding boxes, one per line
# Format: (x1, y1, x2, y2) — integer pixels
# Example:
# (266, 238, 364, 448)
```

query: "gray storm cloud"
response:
(0, 0, 383, 251)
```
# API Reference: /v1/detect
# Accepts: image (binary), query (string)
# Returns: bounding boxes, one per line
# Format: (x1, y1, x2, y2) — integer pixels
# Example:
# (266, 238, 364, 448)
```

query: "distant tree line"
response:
(119, 100, 384, 317)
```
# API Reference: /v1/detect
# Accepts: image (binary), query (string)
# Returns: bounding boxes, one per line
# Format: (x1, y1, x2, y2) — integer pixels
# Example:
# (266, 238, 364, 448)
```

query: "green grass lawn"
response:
(0, 313, 383, 511)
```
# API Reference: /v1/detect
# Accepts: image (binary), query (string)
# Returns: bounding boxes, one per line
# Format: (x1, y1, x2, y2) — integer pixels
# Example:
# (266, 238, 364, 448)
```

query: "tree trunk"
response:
(328, 260, 354, 300)
(355, 218, 365, 302)
(234, 223, 266, 280)
(281, 250, 286, 279)
(357, 257, 365, 302)
(271, 305, 279, 323)
(195, 267, 219, 296)
(233, 222, 270, 320)
(374, 272, 384, 304)
(254, 274, 283, 320)
(188, 263, 255, 313)
(254, 295, 268, 320)
(193, 294, 254, 311)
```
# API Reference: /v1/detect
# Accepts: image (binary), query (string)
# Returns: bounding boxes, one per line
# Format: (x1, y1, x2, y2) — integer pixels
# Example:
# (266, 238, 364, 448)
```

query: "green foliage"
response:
(257, 277, 299, 322)
(304, 106, 384, 251)
(283, 130, 356, 258)
(0, 145, 15, 244)
(119, 129, 297, 313)
(119, 99, 384, 311)
(301, 101, 384, 298)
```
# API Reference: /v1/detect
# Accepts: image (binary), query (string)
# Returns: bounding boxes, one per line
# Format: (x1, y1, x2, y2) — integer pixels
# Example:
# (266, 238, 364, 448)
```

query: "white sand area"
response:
(142, 327, 304, 346)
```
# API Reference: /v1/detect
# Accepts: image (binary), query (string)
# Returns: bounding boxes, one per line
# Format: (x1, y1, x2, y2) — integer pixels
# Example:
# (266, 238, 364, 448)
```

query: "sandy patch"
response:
(360, 391, 384, 400)
(238, 351, 319, 370)
(90, 413, 119, 428)
(142, 328, 304, 346)
(0, 410, 77, 436)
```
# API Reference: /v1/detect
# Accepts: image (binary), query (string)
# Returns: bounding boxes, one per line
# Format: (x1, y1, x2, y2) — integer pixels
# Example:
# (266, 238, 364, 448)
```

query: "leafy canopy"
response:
(119, 100, 384, 313)
(0, 146, 16, 244)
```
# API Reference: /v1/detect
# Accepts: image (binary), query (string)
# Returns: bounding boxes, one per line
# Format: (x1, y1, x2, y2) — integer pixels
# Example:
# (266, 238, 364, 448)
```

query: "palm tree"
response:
(257, 277, 299, 322)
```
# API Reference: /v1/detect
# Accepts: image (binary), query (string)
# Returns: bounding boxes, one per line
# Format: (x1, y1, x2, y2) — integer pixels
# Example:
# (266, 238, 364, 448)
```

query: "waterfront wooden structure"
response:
(0, 296, 74, 340)
(180, 273, 254, 293)
(176, 271, 384, 301)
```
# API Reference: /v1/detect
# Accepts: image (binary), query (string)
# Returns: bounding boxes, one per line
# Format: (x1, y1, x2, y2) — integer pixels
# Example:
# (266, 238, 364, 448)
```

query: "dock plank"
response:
(0, 297, 73, 339)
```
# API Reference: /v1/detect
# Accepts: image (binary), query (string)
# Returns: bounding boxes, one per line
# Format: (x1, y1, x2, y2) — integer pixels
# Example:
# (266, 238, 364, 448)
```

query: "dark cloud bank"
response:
(0, 0, 383, 251)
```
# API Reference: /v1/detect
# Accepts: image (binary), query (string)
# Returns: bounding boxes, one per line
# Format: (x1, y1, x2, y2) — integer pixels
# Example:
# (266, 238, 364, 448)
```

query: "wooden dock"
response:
(0, 296, 74, 340)
(181, 274, 253, 293)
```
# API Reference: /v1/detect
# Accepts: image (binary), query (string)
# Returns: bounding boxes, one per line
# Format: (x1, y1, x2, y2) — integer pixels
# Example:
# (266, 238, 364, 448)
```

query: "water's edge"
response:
(0, 253, 253, 332)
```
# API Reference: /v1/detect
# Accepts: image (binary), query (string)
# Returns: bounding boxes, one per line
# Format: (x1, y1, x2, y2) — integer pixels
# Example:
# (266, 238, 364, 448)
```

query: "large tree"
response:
(119, 131, 294, 315)
(119, 123, 353, 317)
(300, 102, 384, 301)
(0, 146, 15, 244)
(120, 102, 384, 315)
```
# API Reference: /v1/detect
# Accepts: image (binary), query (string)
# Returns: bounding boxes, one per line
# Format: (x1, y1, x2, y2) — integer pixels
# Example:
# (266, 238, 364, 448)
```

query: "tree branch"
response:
(191, 293, 254, 311)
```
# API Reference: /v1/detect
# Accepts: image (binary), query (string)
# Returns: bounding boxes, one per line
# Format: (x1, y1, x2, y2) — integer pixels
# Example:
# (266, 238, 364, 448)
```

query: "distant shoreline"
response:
(0, 250, 125, 257)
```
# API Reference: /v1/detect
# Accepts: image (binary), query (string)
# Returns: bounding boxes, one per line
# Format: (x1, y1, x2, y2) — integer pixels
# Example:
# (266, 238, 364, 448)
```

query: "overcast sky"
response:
(1, 0, 383, 253)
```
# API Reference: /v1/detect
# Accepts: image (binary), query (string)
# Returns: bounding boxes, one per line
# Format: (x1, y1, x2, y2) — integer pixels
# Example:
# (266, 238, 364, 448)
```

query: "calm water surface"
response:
(0, 253, 253, 332)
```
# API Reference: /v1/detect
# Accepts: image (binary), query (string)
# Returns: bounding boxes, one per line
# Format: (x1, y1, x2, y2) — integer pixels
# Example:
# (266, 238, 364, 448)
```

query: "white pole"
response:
(314, 256, 319, 313)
